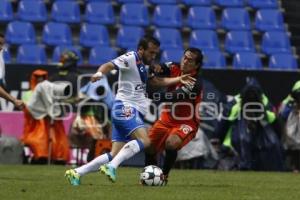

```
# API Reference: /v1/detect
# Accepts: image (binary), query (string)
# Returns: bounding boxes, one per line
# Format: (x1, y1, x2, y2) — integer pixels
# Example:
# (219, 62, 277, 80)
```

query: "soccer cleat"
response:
(161, 174, 168, 186)
(99, 164, 116, 183)
(65, 169, 81, 186)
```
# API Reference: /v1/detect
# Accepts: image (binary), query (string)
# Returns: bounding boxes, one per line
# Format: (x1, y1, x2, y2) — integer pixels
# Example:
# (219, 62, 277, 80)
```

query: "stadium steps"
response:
(282, 0, 300, 57)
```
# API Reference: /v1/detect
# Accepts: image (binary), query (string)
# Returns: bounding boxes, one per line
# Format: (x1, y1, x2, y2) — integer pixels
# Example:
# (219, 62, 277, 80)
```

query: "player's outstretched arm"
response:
(150, 74, 196, 87)
(91, 62, 115, 82)
(0, 86, 24, 110)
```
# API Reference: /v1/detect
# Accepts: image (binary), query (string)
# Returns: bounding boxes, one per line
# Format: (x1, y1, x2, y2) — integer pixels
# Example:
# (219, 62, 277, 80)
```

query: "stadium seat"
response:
(202, 50, 226, 68)
(3, 50, 11, 63)
(187, 7, 216, 30)
(261, 31, 292, 55)
(42, 22, 72, 46)
(148, 0, 178, 4)
(233, 52, 262, 69)
(215, 0, 244, 7)
(120, 3, 149, 26)
(0, 0, 14, 22)
(269, 53, 298, 69)
(189, 30, 219, 51)
(5, 21, 36, 45)
(52, 45, 83, 64)
(225, 31, 255, 54)
(89, 46, 117, 66)
(255, 9, 285, 32)
(79, 24, 110, 47)
(154, 28, 183, 50)
(51, 1, 81, 23)
(116, 26, 144, 50)
(161, 48, 184, 63)
(87, 0, 109, 1)
(16, 44, 47, 64)
(117, 0, 144, 3)
(85, 2, 115, 25)
(181, 0, 212, 6)
(221, 8, 251, 30)
(153, 5, 182, 28)
(17, 0, 47, 22)
(248, 0, 278, 9)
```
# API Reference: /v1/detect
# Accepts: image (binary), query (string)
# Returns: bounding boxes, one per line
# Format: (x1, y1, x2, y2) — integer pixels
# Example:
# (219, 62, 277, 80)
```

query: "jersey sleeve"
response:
(111, 52, 136, 70)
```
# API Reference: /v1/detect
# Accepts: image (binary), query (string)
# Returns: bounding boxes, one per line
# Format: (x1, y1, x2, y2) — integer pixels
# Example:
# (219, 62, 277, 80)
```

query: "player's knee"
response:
(165, 136, 182, 150)
(139, 137, 151, 149)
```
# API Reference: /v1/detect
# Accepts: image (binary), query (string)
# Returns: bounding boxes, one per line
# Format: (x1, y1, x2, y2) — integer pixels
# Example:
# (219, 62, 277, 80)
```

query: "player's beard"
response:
(142, 55, 153, 65)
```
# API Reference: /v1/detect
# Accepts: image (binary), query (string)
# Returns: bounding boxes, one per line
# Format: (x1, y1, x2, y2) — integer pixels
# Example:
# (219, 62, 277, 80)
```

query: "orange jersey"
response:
(157, 63, 203, 129)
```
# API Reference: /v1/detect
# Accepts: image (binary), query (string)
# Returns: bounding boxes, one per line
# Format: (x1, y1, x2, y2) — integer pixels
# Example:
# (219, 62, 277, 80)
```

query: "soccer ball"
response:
(140, 165, 164, 186)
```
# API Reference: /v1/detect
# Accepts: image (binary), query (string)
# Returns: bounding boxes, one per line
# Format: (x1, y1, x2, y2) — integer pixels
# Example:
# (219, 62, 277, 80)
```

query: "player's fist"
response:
(13, 99, 25, 110)
(91, 71, 103, 82)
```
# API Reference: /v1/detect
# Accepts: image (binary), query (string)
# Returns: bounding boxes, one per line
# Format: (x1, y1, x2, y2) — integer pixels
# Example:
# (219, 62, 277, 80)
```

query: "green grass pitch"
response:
(0, 165, 300, 200)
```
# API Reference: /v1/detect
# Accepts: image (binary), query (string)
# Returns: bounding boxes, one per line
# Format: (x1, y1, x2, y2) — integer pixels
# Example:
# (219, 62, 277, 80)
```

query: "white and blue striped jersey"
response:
(111, 51, 150, 115)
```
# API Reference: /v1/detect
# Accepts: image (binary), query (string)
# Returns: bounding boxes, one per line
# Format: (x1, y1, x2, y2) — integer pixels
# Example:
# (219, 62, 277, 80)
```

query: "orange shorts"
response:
(148, 120, 197, 153)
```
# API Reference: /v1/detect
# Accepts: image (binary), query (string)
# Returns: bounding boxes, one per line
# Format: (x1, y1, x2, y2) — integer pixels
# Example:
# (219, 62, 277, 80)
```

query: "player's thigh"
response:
(110, 141, 125, 157)
(165, 133, 183, 150)
(167, 125, 197, 150)
(131, 127, 150, 148)
(148, 121, 172, 153)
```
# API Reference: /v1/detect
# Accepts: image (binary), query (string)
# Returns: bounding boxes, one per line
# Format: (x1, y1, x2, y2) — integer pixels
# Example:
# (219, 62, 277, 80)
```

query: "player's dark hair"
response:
(0, 33, 4, 38)
(184, 47, 203, 68)
(137, 35, 160, 50)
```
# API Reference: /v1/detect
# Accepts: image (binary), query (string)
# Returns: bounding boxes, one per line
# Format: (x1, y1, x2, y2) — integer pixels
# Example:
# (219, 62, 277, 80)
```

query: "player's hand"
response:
(13, 99, 25, 110)
(91, 71, 103, 82)
(152, 64, 164, 74)
(180, 74, 196, 88)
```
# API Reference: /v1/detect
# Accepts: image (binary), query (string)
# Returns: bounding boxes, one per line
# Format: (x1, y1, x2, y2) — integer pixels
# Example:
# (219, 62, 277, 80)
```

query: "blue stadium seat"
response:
(202, 50, 226, 68)
(87, 0, 109, 1)
(52, 45, 83, 64)
(117, 0, 144, 3)
(79, 24, 109, 47)
(269, 53, 298, 69)
(0, 0, 13, 22)
(255, 9, 285, 32)
(85, 2, 115, 25)
(42, 22, 72, 46)
(233, 52, 262, 69)
(187, 6, 216, 30)
(3, 50, 11, 63)
(181, 0, 212, 6)
(17, 0, 47, 22)
(120, 3, 149, 26)
(215, 0, 244, 7)
(225, 31, 255, 54)
(154, 28, 183, 50)
(189, 30, 219, 51)
(148, 0, 178, 4)
(116, 26, 144, 50)
(5, 21, 36, 45)
(51, 1, 80, 23)
(261, 31, 292, 55)
(153, 5, 182, 28)
(221, 8, 251, 30)
(89, 46, 117, 66)
(17, 44, 47, 64)
(248, 0, 278, 9)
(161, 48, 183, 63)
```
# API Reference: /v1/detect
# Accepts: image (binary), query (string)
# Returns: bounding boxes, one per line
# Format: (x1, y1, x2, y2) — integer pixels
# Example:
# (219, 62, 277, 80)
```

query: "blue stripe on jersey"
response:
(134, 52, 147, 84)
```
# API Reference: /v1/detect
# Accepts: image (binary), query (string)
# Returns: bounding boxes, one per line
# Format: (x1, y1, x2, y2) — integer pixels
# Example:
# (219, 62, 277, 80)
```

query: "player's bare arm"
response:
(91, 62, 115, 82)
(0, 86, 24, 109)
